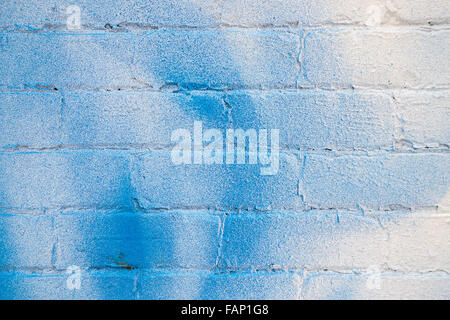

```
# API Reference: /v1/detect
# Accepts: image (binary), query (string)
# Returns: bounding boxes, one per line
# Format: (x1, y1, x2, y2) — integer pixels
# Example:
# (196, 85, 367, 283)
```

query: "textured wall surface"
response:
(0, 0, 449, 299)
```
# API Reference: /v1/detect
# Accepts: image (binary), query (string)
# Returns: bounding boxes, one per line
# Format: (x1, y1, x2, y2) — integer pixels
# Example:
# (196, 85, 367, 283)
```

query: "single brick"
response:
(0, 0, 220, 29)
(301, 30, 450, 89)
(0, 270, 136, 299)
(394, 91, 450, 148)
(226, 90, 394, 150)
(61, 91, 228, 147)
(301, 273, 450, 299)
(139, 271, 301, 299)
(302, 153, 449, 208)
(132, 151, 301, 210)
(0, 214, 54, 269)
(54, 211, 220, 269)
(0, 92, 62, 148)
(221, 0, 450, 26)
(0, 151, 133, 210)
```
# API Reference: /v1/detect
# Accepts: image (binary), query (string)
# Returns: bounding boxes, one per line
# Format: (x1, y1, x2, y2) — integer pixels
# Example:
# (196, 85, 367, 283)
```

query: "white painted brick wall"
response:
(0, 1, 448, 299)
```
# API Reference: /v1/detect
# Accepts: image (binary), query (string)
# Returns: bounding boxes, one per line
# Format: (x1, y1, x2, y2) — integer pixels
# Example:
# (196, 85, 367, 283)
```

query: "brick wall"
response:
(0, 0, 449, 299)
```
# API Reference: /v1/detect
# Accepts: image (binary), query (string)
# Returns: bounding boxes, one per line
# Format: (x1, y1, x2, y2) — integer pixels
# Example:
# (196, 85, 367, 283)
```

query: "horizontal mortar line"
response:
(0, 206, 446, 216)
(1, 23, 450, 33)
(395, 141, 449, 149)
(0, 146, 311, 153)
(0, 145, 448, 154)
(0, 267, 448, 277)
(2, 86, 450, 93)
(1, 24, 300, 33)
(0, 145, 384, 152)
(297, 86, 450, 91)
(210, 267, 450, 276)
(300, 24, 450, 33)
(2, 86, 450, 94)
